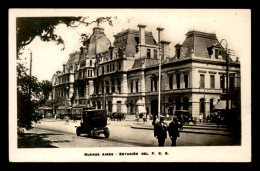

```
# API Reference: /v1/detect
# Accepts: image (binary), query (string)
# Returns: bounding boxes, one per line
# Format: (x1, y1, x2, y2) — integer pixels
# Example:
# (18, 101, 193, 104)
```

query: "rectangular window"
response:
(107, 65, 109, 73)
(118, 62, 121, 71)
(154, 49, 158, 59)
(210, 99, 214, 113)
(184, 74, 189, 88)
(220, 75, 225, 89)
(200, 74, 205, 88)
(151, 79, 153, 91)
(102, 84, 104, 94)
(154, 79, 157, 91)
(147, 49, 151, 58)
(130, 81, 133, 93)
(117, 81, 121, 93)
(112, 80, 115, 93)
(169, 75, 173, 89)
(102, 66, 104, 75)
(136, 81, 139, 93)
(90, 60, 92, 66)
(176, 74, 180, 89)
(230, 76, 235, 90)
(95, 86, 98, 95)
(210, 75, 215, 88)
(200, 98, 205, 113)
(112, 63, 115, 71)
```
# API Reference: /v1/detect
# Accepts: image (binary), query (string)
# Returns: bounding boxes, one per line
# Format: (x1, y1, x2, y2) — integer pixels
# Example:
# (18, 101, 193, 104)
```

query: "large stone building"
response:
(50, 24, 241, 120)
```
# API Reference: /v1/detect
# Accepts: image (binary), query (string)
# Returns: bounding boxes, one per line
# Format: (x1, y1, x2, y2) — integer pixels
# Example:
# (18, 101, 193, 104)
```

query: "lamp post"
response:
(158, 41, 162, 120)
(219, 39, 229, 111)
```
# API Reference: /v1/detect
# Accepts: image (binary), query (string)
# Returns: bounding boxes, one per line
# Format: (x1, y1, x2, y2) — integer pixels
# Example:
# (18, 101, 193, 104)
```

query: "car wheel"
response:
(104, 129, 110, 138)
(76, 127, 81, 136)
(90, 130, 95, 138)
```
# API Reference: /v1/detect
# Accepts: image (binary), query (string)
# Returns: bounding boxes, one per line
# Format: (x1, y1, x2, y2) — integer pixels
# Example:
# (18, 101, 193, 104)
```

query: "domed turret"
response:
(87, 27, 111, 57)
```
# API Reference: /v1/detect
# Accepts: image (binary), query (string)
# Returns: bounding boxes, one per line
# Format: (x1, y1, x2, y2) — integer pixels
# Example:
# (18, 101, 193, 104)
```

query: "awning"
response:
(57, 106, 67, 110)
(214, 100, 232, 110)
(136, 99, 145, 106)
(138, 106, 146, 113)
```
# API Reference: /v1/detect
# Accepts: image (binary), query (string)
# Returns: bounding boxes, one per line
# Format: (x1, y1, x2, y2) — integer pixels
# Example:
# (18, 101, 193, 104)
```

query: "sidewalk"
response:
(37, 118, 235, 136)
(130, 119, 235, 136)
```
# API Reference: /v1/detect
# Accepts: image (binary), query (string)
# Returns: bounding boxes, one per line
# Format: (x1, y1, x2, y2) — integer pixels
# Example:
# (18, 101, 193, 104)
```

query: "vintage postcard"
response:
(9, 8, 251, 162)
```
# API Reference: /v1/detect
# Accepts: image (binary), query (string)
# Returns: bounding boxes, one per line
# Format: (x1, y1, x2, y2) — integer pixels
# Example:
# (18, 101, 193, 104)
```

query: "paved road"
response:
(28, 118, 240, 147)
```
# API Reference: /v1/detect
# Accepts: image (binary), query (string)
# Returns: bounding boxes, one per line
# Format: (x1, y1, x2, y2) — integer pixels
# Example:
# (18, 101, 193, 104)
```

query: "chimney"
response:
(93, 27, 104, 34)
(156, 27, 164, 44)
(63, 64, 66, 73)
(138, 24, 147, 45)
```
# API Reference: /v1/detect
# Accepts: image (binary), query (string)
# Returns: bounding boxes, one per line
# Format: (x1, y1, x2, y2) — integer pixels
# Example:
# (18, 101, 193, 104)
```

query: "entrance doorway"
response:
(151, 100, 158, 118)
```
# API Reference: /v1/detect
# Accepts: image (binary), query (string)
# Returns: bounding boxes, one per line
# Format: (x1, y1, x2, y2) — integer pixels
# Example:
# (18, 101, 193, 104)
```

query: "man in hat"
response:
(154, 117, 168, 146)
(168, 116, 183, 146)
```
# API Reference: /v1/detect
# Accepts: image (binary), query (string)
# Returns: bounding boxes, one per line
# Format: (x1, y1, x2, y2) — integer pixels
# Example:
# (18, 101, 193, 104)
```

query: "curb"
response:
(130, 126, 235, 136)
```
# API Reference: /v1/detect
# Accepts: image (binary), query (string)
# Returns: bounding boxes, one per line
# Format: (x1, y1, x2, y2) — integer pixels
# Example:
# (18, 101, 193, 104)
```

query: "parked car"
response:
(75, 109, 110, 138)
(174, 110, 197, 125)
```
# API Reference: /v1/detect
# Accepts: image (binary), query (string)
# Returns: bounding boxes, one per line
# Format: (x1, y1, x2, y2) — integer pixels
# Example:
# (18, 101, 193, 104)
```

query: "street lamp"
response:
(158, 41, 162, 120)
(219, 39, 229, 111)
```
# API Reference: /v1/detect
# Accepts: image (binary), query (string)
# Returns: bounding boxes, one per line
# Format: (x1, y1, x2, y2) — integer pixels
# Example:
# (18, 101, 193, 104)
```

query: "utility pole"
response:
(226, 46, 229, 111)
(158, 41, 161, 120)
(219, 39, 229, 111)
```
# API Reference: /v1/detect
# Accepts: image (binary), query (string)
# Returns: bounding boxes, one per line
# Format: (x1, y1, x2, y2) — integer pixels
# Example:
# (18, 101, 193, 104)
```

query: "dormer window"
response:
(176, 48, 181, 59)
(215, 48, 221, 59)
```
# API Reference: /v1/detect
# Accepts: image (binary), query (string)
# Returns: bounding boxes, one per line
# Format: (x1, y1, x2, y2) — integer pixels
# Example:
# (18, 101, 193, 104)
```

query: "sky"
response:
(14, 9, 251, 81)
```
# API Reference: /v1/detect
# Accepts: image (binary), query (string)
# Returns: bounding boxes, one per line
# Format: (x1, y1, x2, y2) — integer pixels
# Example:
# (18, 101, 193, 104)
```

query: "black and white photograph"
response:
(9, 9, 251, 162)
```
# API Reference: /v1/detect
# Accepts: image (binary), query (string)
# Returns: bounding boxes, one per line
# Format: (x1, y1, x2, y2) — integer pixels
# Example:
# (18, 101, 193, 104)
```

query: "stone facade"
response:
(50, 25, 240, 120)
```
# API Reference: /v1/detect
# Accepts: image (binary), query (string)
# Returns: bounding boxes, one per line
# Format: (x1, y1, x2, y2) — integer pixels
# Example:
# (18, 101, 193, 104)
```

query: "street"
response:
(19, 118, 240, 148)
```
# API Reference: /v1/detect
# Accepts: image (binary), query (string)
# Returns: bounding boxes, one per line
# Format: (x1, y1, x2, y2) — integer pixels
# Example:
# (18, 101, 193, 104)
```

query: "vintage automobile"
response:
(75, 108, 110, 138)
(174, 110, 197, 125)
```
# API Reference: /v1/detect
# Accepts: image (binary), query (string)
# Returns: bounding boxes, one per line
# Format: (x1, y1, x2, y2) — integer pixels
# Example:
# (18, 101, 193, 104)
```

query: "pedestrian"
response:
(154, 117, 168, 146)
(199, 114, 203, 123)
(168, 117, 183, 146)
(206, 115, 210, 123)
(65, 116, 69, 125)
(73, 115, 77, 123)
(216, 113, 221, 128)
(152, 114, 157, 125)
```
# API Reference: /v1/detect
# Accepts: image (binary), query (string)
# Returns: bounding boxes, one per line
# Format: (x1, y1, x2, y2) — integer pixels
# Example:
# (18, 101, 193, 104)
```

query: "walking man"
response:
(199, 114, 203, 123)
(154, 117, 168, 146)
(168, 117, 183, 146)
(65, 116, 69, 125)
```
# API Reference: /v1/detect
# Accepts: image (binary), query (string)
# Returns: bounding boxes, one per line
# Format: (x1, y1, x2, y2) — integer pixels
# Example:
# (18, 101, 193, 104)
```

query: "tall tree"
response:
(17, 16, 114, 58)
(17, 63, 41, 130)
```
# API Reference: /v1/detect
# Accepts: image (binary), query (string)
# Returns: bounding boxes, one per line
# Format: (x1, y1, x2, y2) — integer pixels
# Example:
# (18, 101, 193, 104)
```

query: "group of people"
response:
(154, 116, 183, 146)
(108, 113, 126, 121)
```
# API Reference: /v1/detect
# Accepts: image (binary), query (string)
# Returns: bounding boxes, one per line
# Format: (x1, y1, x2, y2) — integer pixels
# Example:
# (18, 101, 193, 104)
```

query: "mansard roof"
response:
(174, 30, 231, 61)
